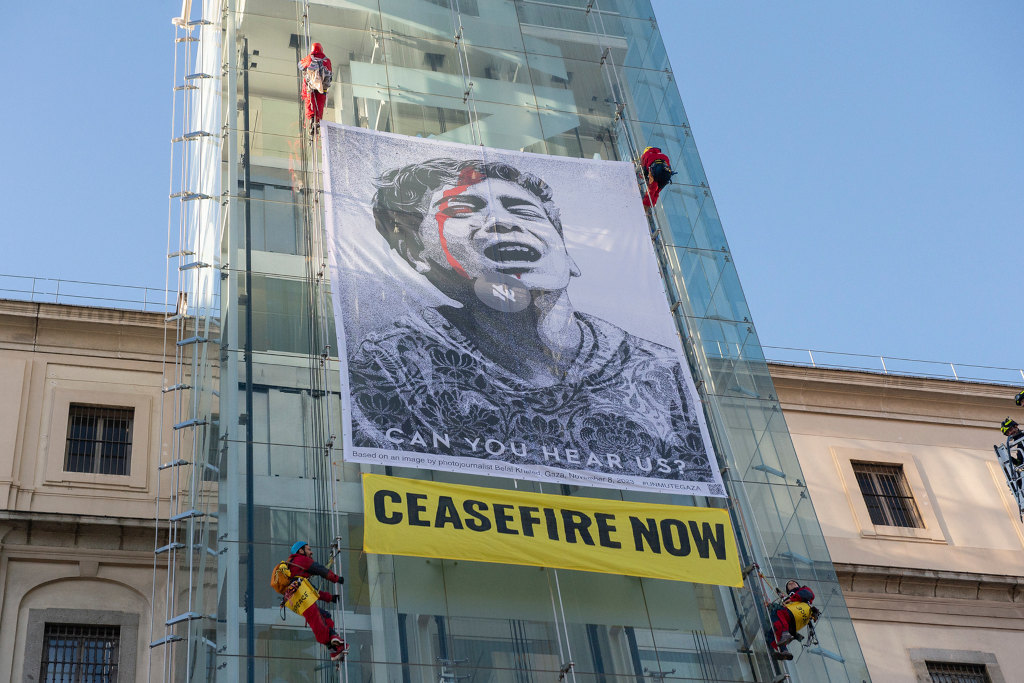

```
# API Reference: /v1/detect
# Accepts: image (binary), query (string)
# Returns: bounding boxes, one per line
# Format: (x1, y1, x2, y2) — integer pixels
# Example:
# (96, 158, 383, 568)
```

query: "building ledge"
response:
(0, 298, 169, 328)
(0, 509, 158, 529)
(836, 562, 1024, 603)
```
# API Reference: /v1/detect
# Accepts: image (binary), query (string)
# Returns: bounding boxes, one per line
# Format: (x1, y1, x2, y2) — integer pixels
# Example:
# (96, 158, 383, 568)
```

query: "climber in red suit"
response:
(299, 42, 332, 135)
(769, 580, 818, 661)
(284, 541, 347, 661)
(639, 146, 675, 208)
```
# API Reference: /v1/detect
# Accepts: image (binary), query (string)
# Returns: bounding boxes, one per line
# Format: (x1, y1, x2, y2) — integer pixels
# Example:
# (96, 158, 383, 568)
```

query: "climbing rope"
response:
(579, 2, 807, 663)
(296, 2, 351, 680)
(752, 563, 786, 608)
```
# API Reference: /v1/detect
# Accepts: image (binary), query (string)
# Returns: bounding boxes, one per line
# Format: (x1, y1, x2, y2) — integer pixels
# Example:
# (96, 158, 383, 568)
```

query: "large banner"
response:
(322, 124, 725, 497)
(362, 474, 742, 586)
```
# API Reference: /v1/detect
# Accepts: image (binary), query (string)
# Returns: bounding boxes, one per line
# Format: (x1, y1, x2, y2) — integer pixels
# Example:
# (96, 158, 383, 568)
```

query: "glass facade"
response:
(156, 2, 871, 682)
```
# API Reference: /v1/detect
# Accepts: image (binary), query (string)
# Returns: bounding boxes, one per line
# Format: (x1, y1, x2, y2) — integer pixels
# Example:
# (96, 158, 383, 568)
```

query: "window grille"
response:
(64, 405, 134, 476)
(39, 623, 120, 682)
(926, 661, 991, 683)
(852, 462, 924, 528)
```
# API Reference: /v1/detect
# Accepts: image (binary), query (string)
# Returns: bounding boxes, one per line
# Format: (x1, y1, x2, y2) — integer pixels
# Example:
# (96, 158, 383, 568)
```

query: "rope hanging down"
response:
(295, 0, 349, 679)
(583, 1, 808, 664)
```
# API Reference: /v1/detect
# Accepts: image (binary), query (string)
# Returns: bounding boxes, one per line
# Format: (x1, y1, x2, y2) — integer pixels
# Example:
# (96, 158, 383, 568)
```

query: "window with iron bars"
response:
(39, 623, 119, 682)
(852, 462, 924, 528)
(64, 405, 134, 476)
(926, 661, 991, 683)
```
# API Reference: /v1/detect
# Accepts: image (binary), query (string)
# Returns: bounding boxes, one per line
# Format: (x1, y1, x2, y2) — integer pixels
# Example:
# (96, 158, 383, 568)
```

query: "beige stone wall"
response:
(0, 300, 172, 681)
(5, 298, 1020, 681)
(0, 516, 166, 681)
(773, 363, 1024, 682)
(0, 300, 173, 516)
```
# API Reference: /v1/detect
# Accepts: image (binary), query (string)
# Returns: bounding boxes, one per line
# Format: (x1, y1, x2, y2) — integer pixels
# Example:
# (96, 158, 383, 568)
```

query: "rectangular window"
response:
(853, 462, 924, 528)
(247, 276, 313, 355)
(64, 405, 134, 476)
(926, 661, 991, 683)
(40, 623, 120, 682)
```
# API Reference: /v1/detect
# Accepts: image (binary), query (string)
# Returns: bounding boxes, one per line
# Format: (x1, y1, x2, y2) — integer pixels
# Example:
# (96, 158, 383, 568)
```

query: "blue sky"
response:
(1, 2, 1020, 373)
(651, 1, 1022, 373)
(1, 3, 170, 303)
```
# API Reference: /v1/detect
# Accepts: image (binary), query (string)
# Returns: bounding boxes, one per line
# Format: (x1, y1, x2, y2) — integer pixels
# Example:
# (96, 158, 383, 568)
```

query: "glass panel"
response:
(526, 55, 617, 118)
(387, 91, 475, 140)
(380, 0, 455, 43)
(170, 0, 874, 680)
(238, 274, 313, 354)
(539, 111, 621, 161)
(385, 36, 536, 109)
(548, 567, 657, 680)
(462, 0, 529, 52)
(248, 181, 305, 255)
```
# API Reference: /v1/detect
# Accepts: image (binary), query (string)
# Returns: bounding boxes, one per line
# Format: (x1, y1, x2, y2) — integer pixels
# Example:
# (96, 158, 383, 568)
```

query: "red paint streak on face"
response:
(434, 168, 486, 279)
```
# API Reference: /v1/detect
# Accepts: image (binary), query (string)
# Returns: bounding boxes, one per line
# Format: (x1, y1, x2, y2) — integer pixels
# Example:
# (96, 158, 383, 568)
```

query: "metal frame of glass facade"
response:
(154, 2, 871, 682)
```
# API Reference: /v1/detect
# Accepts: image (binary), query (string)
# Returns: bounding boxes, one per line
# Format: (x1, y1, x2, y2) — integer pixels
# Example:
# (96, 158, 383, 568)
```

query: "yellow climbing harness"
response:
(272, 559, 318, 616)
(284, 576, 319, 615)
(785, 601, 813, 632)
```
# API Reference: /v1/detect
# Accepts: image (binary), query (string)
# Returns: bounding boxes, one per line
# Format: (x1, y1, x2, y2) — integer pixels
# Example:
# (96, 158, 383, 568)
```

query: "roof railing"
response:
(0, 273, 171, 314)
(762, 345, 1024, 386)
(2, 273, 1016, 386)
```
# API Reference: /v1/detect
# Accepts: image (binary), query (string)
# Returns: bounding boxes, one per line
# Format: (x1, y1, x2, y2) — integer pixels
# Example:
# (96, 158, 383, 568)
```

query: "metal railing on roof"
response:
(0, 274, 169, 314)
(2, 273, 1017, 386)
(763, 345, 1024, 386)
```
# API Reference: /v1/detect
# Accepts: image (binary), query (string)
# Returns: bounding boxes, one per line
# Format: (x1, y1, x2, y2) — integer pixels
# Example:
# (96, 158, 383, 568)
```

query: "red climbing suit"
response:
(771, 585, 815, 651)
(299, 43, 332, 123)
(286, 552, 343, 651)
(640, 146, 672, 208)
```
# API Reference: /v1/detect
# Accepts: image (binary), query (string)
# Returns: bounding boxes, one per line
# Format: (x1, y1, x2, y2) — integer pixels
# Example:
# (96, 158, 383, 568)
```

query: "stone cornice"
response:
(767, 361, 1014, 427)
(768, 362, 1013, 399)
(0, 298, 187, 361)
(0, 298, 168, 329)
(835, 562, 1024, 604)
(0, 509, 158, 529)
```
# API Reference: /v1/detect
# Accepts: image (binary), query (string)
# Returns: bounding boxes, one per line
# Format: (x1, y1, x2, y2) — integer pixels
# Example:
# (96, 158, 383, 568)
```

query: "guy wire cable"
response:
(449, 0, 482, 146)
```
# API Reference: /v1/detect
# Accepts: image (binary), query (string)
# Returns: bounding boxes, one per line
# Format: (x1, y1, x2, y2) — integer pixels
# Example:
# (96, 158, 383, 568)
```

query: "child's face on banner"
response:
(416, 178, 577, 293)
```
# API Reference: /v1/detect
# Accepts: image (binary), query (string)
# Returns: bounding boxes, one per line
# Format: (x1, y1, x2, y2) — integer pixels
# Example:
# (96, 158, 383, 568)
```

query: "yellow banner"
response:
(362, 473, 741, 587)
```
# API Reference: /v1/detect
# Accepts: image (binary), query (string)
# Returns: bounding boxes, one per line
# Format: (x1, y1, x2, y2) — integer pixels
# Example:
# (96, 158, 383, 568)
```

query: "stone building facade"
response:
(2, 296, 1020, 683)
(0, 300, 171, 682)
(774, 363, 1022, 682)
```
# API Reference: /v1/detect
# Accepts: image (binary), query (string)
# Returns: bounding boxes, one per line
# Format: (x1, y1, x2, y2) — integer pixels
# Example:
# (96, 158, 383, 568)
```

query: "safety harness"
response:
(272, 545, 344, 621)
(753, 564, 821, 647)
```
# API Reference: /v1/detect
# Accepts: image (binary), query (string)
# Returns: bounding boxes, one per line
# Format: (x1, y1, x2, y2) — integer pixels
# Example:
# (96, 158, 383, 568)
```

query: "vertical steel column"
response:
(241, 37, 256, 683)
(221, 4, 242, 679)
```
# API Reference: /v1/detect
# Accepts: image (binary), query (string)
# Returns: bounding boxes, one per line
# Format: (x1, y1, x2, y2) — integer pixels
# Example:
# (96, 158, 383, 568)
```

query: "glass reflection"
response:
(169, 0, 873, 680)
